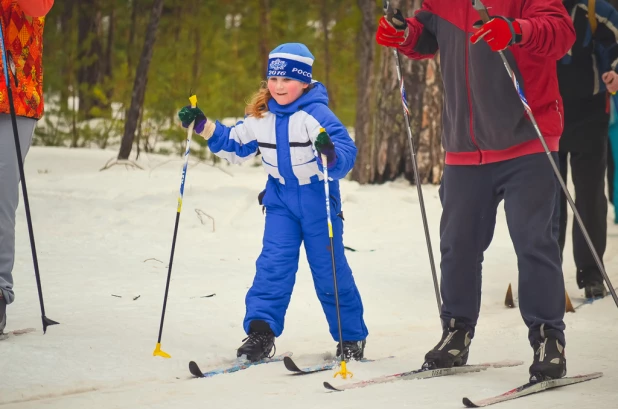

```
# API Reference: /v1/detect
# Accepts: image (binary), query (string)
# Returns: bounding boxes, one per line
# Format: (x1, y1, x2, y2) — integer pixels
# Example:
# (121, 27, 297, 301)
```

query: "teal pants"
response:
(610, 120, 618, 223)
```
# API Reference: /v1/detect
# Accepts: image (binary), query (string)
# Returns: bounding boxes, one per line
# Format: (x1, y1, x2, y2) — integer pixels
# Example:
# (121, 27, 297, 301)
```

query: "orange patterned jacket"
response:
(0, 0, 53, 119)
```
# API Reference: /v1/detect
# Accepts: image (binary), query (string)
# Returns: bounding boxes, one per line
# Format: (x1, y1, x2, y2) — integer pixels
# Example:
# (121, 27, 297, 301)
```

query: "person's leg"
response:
(301, 182, 368, 352)
(500, 153, 565, 343)
(610, 120, 618, 222)
(0, 116, 37, 312)
(423, 163, 499, 368)
(557, 152, 569, 262)
(238, 182, 302, 362)
(570, 137, 608, 296)
(499, 153, 566, 380)
(243, 192, 302, 337)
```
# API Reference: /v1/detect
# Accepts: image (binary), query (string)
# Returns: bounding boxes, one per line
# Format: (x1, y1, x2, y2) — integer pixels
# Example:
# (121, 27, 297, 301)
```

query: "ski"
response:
(284, 355, 394, 375)
(189, 351, 293, 378)
(575, 288, 617, 310)
(323, 360, 523, 391)
(462, 372, 603, 407)
(575, 298, 600, 310)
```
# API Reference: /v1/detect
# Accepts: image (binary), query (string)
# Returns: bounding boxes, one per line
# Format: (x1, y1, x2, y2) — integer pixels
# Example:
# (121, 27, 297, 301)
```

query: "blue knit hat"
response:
(266, 43, 314, 83)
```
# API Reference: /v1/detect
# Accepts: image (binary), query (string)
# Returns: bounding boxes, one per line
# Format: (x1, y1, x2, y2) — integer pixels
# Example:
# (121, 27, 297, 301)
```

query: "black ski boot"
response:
(577, 269, 607, 299)
(423, 319, 471, 369)
(0, 294, 6, 335)
(529, 327, 566, 382)
(584, 281, 607, 299)
(335, 340, 366, 361)
(236, 320, 275, 362)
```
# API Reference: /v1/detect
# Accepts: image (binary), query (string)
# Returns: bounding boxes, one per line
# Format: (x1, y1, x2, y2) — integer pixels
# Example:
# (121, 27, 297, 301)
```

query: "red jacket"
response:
(399, 0, 576, 165)
(0, 0, 53, 120)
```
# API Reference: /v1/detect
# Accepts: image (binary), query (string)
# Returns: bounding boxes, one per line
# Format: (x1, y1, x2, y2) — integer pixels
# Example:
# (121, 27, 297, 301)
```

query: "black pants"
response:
(439, 153, 565, 346)
(558, 120, 608, 288)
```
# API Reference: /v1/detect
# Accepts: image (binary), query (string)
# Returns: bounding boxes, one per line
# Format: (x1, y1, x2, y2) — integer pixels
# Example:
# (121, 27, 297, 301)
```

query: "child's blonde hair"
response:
(246, 81, 271, 119)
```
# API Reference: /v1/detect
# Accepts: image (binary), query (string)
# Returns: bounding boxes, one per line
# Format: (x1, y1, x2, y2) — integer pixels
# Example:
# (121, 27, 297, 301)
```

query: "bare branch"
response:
(195, 208, 215, 232)
(100, 157, 144, 171)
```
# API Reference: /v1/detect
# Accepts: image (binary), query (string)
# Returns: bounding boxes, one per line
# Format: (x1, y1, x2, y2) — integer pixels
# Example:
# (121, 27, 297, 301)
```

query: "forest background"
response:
(40, 0, 612, 184)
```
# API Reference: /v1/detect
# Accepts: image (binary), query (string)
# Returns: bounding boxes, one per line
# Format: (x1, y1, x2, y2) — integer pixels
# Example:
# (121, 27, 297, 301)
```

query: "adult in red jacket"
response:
(376, 0, 575, 382)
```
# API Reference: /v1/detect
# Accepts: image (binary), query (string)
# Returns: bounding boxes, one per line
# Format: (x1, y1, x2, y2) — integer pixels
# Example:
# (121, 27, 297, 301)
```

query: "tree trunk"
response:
(418, 56, 444, 184)
(373, 0, 427, 183)
(59, 0, 75, 114)
(117, 0, 165, 160)
(127, 0, 138, 74)
(104, 3, 115, 104)
(258, 0, 270, 77)
(351, 0, 377, 184)
(320, 0, 333, 109)
(77, 0, 103, 121)
(192, 0, 202, 81)
(354, 0, 443, 185)
(125, 0, 139, 126)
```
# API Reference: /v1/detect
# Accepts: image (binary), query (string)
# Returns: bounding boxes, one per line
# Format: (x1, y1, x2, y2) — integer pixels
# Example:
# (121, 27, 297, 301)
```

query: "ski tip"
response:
(283, 356, 302, 372)
(323, 381, 343, 392)
(462, 397, 479, 408)
(189, 361, 204, 378)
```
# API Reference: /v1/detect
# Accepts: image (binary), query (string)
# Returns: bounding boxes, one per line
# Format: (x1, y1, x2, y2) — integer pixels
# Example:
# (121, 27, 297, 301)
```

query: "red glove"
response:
(470, 16, 522, 52)
(376, 8, 408, 48)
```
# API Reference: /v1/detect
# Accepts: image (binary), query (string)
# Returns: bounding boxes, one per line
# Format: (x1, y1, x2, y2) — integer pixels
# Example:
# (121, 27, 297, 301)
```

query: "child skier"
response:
(178, 43, 368, 362)
(376, 0, 575, 381)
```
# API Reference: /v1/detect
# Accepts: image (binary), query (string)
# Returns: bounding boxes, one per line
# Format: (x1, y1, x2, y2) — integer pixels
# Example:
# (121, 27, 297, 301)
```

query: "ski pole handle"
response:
(177, 94, 197, 213)
(382, 0, 407, 28)
(321, 152, 333, 239)
(382, 0, 391, 17)
(471, 0, 491, 23)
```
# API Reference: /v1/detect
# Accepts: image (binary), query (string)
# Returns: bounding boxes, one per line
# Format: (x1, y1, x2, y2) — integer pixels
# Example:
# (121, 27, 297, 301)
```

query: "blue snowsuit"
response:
(609, 96, 618, 223)
(206, 82, 368, 342)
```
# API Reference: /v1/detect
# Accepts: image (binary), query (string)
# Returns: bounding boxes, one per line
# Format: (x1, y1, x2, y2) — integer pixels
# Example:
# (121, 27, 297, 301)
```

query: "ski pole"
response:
(0, 21, 58, 333)
(153, 94, 198, 358)
(319, 128, 351, 379)
(471, 0, 618, 309)
(382, 0, 442, 319)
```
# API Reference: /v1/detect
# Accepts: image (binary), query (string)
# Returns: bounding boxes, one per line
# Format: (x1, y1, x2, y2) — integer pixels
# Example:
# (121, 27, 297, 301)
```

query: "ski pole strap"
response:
(178, 94, 198, 213)
(471, 0, 491, 23)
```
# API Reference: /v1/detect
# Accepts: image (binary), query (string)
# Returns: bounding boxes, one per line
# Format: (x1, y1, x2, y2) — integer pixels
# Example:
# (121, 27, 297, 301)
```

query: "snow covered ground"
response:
(2, 146, 617, 408)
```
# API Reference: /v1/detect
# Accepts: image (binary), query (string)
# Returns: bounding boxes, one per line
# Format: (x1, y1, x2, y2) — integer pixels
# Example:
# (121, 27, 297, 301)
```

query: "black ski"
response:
(188, 361, 204, 378)
(284, 355, 394, 375)
(462, 372, 603, 407)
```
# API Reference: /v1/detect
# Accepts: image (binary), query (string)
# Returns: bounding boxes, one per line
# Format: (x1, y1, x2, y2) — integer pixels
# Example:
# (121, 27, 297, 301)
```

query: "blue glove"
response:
(315, 129, 337, 168)
(178, 105, 207, 134)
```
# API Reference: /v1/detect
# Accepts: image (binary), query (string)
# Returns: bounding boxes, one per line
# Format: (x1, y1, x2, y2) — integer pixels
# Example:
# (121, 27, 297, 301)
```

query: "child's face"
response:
(267, 77, 309, 105)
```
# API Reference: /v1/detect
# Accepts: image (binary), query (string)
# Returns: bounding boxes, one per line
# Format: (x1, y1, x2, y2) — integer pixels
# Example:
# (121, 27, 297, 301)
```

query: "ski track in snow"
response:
(1, 146, 617, 408)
